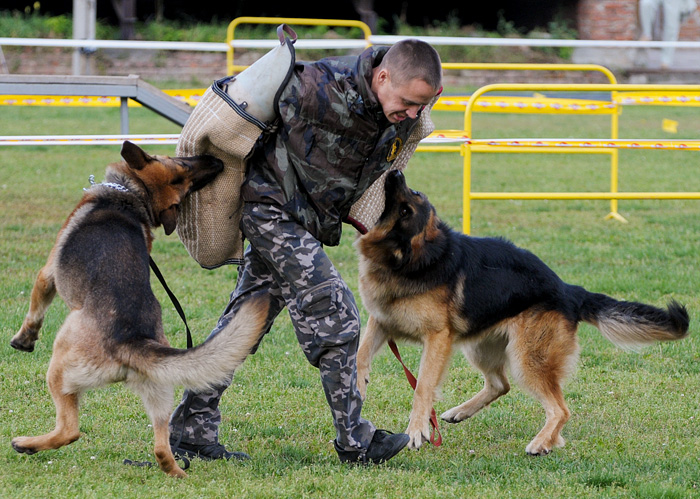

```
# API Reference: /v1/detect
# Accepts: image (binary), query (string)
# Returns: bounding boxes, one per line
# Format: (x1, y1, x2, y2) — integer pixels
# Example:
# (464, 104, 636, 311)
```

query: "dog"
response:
(355, 170, 690, 455)
(10, 141, 269, 477)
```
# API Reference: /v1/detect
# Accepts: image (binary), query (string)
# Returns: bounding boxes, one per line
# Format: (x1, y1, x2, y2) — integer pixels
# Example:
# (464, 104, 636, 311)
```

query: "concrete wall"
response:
(574, 0, 700, 72)
(577, 0, 700, 40)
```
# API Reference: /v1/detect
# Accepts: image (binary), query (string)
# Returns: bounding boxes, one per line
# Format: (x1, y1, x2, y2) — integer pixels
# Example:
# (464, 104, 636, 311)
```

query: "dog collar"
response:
(83, 174, 130, 193)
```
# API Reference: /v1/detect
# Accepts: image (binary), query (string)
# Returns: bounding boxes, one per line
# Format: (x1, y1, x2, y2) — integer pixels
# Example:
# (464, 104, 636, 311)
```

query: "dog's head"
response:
(116, 141, 224, 234)
(356, 170, 443, 271)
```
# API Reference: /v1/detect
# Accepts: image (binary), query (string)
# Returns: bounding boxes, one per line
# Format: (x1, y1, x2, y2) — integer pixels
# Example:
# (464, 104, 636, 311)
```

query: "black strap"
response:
(149, 256, 193, 349)
(123, 457, 190, 471)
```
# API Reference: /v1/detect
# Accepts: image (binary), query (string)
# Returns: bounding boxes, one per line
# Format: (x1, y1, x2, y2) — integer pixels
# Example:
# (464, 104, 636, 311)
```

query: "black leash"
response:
(149, 256, 193, 349)
(123, 257, 194, 471)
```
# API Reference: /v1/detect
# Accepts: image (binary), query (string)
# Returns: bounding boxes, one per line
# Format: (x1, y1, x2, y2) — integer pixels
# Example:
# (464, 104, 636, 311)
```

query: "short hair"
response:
(380, 39, 442, 91)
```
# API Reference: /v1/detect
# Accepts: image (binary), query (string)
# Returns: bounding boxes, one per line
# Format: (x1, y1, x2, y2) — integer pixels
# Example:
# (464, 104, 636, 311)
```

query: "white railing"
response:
(3, 36, 700, 52)
(0, 37, 228, 52)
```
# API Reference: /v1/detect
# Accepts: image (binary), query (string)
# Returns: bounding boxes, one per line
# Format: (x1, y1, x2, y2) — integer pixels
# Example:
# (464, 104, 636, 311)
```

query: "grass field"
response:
(1, 102, 699, 498)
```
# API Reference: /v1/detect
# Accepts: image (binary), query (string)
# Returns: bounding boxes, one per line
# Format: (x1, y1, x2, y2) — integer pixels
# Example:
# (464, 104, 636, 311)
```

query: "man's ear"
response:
(376, 67, 390, 85)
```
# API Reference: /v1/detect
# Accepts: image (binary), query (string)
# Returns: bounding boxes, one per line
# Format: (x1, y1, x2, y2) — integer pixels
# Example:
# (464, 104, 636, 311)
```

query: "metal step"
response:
(0, 74, 193, 133)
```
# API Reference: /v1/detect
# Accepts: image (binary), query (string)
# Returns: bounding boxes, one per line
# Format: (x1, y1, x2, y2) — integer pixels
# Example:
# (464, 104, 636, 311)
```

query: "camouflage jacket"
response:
(241, 45, 422, 246)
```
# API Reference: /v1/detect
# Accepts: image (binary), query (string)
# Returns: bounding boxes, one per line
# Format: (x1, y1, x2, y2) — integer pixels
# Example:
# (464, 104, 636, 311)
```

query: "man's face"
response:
(373, 69, 437, 123)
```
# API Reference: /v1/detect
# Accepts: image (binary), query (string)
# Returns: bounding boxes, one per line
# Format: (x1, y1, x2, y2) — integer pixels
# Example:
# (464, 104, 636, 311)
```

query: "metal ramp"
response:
(0, 74, 192, 133)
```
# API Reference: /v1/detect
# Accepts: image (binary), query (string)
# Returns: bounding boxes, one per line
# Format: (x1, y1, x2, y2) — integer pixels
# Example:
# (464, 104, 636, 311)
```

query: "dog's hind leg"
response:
(12, 324, 82, 453)
(356, 315, 389, 400)
(11, 264, 57, 352)
(508, 311, 579, 456)
(129, 379, 186, 478)
(407, 328, 455, 450)
(441, 334, 510, 423)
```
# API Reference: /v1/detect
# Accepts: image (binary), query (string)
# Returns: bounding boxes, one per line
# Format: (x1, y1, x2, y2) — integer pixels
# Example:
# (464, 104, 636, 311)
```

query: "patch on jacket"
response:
(387, 137, 403, 162)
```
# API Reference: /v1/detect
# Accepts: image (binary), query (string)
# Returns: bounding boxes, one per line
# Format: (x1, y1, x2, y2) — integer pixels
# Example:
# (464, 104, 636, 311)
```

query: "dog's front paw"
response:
(10, 337, 36, 352)
(525, 435, 565, 456)
(525, 435, 566, 456)
(166, 465, 187, 478)
(11, 437, 38, 455)
(440, 406, 469, 423)
(405, 420, 430, 450)
(10, 328, 38, 352)
(525, 442, 551, 456)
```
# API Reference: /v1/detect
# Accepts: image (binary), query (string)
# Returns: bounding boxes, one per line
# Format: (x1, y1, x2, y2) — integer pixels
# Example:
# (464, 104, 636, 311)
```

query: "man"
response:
(638, 0, 698, 68)
(169, 39, 443, 465)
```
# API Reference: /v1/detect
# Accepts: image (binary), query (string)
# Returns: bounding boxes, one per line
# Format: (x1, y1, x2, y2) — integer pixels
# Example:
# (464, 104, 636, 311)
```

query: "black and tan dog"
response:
(355, 170, 689, 455)
(10, 141, 268, 477)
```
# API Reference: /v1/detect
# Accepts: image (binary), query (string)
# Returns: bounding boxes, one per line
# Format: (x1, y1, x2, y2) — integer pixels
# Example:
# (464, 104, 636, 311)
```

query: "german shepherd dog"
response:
(355, 170, 689, 455)
(10, 141, 268, 477)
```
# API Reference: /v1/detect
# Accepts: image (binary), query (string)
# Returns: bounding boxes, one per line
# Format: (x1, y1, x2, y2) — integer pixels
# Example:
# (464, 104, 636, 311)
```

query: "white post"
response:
(72, 0, 96, 75)
(0, 46, 8, 74)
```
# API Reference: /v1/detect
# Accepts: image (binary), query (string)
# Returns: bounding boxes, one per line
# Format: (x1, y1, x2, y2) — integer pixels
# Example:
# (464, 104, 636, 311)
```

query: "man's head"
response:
(371, 39, 442, 123)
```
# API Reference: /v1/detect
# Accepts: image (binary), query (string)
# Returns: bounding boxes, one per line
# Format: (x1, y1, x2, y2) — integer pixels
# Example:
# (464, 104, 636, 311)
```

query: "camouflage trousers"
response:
(169, 202, 376, 453)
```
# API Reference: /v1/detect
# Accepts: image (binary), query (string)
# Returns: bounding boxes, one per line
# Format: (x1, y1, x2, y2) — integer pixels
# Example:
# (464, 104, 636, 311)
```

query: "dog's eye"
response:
(171, 177, 184, 185)
(399, 204, 411, 218)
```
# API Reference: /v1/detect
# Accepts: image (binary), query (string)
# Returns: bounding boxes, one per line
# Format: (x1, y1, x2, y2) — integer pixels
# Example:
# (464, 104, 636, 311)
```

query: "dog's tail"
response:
(578, 289, 689, 351)
(137, 296, 269, 391)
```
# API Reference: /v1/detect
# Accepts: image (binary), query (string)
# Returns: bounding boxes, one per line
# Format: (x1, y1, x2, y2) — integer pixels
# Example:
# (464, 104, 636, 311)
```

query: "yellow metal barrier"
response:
(618, 91, 700, 106)
(435, 95, 618, 114)
(470, 138, 700, 150)
(418, 62, 623, 222)
(226, 16, 371, 75)
(0, 89, 206, 108)
(462, 83, 700, 234)
(441, 62, 618, 85)
(1, 90, 623, 114)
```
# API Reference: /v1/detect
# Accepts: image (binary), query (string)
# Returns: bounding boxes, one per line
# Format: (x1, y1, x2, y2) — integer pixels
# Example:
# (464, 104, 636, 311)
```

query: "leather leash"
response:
(387, 339, 442, 447)
(149, 256, 193, 349)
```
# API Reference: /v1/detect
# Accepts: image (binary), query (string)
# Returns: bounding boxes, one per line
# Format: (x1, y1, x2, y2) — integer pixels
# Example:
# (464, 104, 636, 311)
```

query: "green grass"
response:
(1, 103, 699, 498)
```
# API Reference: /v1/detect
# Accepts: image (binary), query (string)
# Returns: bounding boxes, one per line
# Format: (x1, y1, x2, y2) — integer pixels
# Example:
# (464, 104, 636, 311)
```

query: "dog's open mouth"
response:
(188, 156, 224, 192)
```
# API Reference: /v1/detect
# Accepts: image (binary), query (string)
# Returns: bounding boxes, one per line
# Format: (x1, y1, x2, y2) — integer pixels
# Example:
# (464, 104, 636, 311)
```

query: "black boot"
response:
(335, 430, 410, 465)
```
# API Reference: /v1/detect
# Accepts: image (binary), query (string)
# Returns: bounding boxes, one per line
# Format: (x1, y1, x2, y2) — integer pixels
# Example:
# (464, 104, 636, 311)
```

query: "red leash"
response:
(387, 339, 442, 447)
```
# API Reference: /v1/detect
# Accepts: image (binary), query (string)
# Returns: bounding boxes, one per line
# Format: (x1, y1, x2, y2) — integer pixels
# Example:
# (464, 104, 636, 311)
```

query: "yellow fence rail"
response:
(418, 63, 623, 222)
(0, 88, 206, 108)
(1, 88, 628, 113)
(461, 83, 700, 234)
(441, 62, 618, 84)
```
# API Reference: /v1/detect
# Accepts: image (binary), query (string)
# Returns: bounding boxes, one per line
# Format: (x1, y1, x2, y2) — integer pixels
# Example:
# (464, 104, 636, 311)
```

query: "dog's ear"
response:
(120, 141, 152, 171)
(159, 206, 178, 235)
